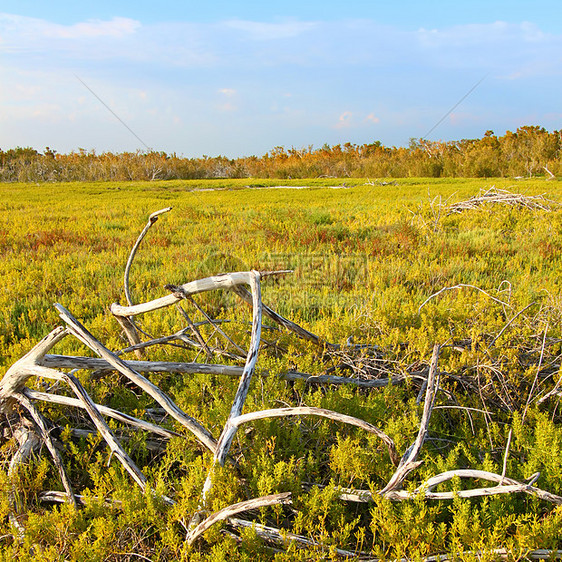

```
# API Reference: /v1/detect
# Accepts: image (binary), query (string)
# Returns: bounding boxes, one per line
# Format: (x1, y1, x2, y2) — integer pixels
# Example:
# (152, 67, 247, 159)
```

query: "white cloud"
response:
(45, 16, 140, 39)
(0, 13, 140, 45)
(218, 102, 237, 112)
(335, 111, 353, 128)
(3, 13, 559, 77)
(415, 21, 562, 76)
(223, 19, 317, 40)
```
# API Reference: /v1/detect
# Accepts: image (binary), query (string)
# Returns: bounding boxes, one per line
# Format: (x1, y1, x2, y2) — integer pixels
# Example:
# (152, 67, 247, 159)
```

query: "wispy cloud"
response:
(0, 14, 140, 47)
(218, 102, 237, 112)
(365, 113, 380, 124)
(45, 16, 140, 39)
(335, 111, 353, 128)
(415, 21, 562, 76)
(223, 19, 317, 40)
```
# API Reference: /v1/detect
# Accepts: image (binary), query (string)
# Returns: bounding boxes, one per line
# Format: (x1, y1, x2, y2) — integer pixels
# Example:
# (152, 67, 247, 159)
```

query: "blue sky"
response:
(1, 1, 561, 157)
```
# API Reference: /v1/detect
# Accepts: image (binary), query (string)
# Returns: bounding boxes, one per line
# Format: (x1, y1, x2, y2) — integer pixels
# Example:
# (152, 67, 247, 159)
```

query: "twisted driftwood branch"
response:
(380, 344, 440, 494)
(186, 492, 292, 544)
(124, 207, 172, 307)
(40, 354, 402, 388)
(335, 469, 562, 505)
(55, 303, 217, 454)
(230, 406, 398, 466)
(199, 271, 263, 508)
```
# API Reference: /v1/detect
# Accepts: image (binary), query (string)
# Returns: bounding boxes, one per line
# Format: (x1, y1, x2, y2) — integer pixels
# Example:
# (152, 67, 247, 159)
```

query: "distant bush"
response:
(1, 126, 561, 182)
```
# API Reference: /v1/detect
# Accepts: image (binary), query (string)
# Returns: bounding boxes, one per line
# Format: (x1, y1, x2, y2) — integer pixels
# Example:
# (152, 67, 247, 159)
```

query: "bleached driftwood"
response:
(1, 204, 391, 548)
(198, 270, 263, 507)
(334, 469, 562, 505)
(55, 303, 217, 454)
(40, 354, 403, 388)
(124, 207, 172, 307)
(229, 406, 399, 466)
(227, 517, 362, 558)
(380, 344, 440, 494)
(187, 492, 292, 544)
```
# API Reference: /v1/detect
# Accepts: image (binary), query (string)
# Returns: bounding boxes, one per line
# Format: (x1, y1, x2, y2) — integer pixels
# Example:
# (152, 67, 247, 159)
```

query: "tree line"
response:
(1, 126, 560, 182)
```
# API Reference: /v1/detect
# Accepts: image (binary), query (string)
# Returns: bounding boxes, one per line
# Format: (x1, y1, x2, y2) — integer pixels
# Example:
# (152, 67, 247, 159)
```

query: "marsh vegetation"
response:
(1, 178, 562, 560)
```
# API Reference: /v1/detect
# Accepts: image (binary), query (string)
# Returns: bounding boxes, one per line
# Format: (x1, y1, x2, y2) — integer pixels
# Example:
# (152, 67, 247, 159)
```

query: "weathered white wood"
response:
(281, 370, 402, 388)
(26, 365, 148, 490)
(124, 207, 172, 307)
(55, 303, 217, 454)
(8, 424, 40, 537)
(227, 517, 361, 557)
(114, 315, 143, 358)
(187, 492, 292, 544)
(24, 389, 181, 439)
(447, 187, 555, 214)
(230, 406, 398, 466)
(200, 271, 263, 507)
(333, 468, 562, 505)
(385, 469, 562, 504)
(221, 271, 262, 425)
(38, 491, 122, 507)
(111, 271, 256, 318)
(0, 326, 67, 401)
(380, 344, 440, 494)
(41, 354, 245, 377)
(40, 354, 401, 388)
(15, 391, 76, 507)
(215, 272, 261, 467)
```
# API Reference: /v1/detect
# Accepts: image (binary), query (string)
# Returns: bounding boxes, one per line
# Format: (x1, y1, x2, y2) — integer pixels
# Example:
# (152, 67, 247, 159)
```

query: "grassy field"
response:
(1, 177, 562, 560)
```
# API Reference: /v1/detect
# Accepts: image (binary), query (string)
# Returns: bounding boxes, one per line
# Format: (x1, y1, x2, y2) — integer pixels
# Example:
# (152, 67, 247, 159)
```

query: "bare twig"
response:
(124, 207, 172, 307)
(230, 406, 398, 466)
(418, 284, 511, 314)
(380, 344, 440, 494)
(187, 492, 292, 544)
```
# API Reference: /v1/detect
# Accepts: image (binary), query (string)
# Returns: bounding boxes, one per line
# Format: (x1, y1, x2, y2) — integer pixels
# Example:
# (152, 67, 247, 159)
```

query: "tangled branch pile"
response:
(447, 186, 556, 214)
